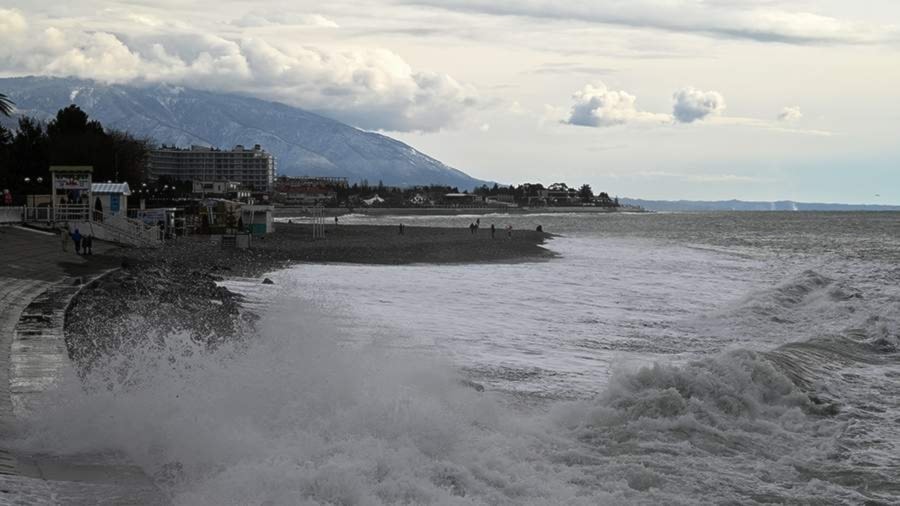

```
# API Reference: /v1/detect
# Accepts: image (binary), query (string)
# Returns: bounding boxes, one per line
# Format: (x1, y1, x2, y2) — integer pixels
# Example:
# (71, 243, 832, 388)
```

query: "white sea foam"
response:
(15, 214, 900, 503)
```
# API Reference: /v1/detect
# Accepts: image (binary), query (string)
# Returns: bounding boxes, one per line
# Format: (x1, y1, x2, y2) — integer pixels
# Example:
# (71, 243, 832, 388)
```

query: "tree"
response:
(0, 93, 13, 117)
(578, 184, 594, 203)
(11, 117, 50, 183)
(0, 125, 13, 192)
(106, 130, 151, 186)
(47, 105, 104, 138)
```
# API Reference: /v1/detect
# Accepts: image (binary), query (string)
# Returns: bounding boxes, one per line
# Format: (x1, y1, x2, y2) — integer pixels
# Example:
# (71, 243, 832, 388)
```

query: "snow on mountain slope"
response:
(1, 76, 487, 188)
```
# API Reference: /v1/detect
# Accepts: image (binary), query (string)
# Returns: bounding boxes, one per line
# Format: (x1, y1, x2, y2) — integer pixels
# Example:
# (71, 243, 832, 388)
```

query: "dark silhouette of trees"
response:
(0, 125, 13, 192)
(578, 184, 594, 202)
(8, 118, 50, 193)
(0, 105, 150, 199)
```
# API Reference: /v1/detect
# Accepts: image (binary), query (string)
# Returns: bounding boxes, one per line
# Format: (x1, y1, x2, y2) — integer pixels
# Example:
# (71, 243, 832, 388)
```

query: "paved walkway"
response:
(0, 225, 164, 504)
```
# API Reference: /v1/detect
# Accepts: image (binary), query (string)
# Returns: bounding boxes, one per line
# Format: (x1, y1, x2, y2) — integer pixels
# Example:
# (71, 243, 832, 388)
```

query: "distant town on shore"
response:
(1, 104, 625, 212)
(0, 104, 631, 245)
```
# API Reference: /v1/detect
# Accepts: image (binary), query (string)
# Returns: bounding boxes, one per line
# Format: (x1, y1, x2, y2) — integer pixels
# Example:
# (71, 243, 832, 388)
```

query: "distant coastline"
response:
(274, 206, 646, 218)
(620, 198, 900, 212)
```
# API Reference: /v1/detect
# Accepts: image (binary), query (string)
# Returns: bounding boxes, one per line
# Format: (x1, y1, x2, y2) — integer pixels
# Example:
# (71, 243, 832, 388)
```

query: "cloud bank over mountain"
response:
(0, 7, 478, 133)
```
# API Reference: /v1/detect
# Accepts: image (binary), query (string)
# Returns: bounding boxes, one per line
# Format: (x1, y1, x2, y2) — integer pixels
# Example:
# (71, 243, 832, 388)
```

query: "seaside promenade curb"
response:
(0, 226, 165, 504)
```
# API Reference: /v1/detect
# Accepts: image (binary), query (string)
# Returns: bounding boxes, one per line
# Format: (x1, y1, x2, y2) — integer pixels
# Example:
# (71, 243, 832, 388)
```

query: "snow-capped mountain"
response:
(0, 76, 487, 188)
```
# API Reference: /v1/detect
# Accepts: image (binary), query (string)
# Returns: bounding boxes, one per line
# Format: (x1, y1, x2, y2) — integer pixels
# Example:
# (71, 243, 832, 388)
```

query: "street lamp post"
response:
(22, 176, 44, 208)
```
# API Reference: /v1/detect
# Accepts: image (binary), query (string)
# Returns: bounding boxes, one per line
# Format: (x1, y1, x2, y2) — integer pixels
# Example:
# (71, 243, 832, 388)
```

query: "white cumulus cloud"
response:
(778, 106, 803, 122)
(0, 10, 477, 132)
(672, 87, 726, 123)
(565, 82, 664, 127)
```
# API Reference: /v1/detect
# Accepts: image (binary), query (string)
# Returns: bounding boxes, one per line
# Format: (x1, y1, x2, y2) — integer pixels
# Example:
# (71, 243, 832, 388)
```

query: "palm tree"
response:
(0, 93, 14, 117)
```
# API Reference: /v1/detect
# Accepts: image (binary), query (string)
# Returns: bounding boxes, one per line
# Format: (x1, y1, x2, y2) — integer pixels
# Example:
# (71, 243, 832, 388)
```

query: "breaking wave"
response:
(14, 258, 900, 504)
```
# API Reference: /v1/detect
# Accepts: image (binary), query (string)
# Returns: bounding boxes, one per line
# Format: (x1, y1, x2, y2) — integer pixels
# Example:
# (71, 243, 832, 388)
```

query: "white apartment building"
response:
(147, 144, 276, 193)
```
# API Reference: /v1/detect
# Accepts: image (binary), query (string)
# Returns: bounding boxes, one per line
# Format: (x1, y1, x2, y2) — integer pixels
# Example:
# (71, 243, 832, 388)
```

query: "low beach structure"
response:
(91, 182, 131, 218)
(240, 204, 275, 235)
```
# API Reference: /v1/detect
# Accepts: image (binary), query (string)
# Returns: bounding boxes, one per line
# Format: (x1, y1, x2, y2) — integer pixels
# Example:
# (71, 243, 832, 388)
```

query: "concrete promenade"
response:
(0, 225, 164, 504)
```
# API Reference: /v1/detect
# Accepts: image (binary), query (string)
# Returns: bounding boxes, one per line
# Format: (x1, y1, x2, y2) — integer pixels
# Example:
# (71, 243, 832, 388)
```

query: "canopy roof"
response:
(92, 182, 132, 195)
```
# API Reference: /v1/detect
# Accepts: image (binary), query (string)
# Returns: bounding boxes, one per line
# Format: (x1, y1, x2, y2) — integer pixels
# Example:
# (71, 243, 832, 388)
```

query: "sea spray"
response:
(20, 299, 605, 504)
(14, 216, 900, 504)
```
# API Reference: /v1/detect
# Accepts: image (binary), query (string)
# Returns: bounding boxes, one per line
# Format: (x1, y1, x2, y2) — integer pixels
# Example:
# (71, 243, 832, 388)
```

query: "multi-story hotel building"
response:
(147, 144, 276, 193)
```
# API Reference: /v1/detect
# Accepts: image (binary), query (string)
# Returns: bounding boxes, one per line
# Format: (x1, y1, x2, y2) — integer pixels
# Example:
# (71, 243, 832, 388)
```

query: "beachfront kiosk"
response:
(50, 165, 93, 222)
(91, 182, 131, 219)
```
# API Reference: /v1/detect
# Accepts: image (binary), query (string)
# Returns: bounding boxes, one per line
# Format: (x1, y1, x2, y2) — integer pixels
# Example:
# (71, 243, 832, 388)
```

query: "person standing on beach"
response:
(491, 223, 495, 239)
(71, 228, 82, 254)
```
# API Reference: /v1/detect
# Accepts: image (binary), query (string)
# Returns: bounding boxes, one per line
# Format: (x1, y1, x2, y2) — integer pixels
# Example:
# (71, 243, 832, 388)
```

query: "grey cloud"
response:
(778, 106, 803, 121)
(231, 12, 339, 28)
(672, 88, 725, 123)
(406, 0, 895, 45)
(530, 62, 616, 76)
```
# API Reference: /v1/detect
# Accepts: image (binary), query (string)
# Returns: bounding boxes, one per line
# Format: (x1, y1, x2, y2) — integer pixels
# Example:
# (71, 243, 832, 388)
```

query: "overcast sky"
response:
(1, 1, 898, 202)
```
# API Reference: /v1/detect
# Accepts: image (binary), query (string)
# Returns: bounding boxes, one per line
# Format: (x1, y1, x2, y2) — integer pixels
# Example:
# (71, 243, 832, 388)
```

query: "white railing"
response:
(20, 205, 161, 247)
(23, 205, 90, 223)
(91, 210, 162, 247)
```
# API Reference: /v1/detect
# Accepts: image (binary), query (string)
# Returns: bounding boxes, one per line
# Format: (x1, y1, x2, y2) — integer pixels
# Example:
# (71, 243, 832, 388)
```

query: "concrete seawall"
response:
(0, 225, 164, 504)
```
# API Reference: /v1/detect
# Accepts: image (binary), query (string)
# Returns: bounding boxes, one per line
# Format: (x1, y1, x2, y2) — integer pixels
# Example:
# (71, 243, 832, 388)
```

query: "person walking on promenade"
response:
(83, 234, 93, 255)
(71, 228, 82, 255)
(60, 226, 69, 252)
(491, 223, 495, 239)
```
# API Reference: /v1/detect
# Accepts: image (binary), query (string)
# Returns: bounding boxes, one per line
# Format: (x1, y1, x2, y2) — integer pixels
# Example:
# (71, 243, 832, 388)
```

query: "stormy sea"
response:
(22, 212, 900, 504)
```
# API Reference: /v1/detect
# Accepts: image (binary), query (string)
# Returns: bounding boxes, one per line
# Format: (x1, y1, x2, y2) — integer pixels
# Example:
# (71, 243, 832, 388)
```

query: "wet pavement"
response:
(0, 225, 165, 504)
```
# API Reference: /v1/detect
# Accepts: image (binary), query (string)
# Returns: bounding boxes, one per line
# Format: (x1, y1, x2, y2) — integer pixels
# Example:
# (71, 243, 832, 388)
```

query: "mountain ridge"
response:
(0, 76, 488, 189)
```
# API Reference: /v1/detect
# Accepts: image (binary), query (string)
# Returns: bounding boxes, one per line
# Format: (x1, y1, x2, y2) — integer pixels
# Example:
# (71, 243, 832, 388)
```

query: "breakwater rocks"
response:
(65, 260, 246, 372)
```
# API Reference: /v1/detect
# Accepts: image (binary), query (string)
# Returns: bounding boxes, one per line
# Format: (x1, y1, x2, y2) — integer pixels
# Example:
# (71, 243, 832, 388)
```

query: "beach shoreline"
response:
(274, 206, 640, 217)
(64, 223, 556, 370)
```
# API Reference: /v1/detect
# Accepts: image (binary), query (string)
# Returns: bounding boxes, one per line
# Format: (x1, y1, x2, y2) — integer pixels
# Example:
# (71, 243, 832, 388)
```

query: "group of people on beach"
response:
(468, 218, 514, 239)
(60, 226, 93, 255)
